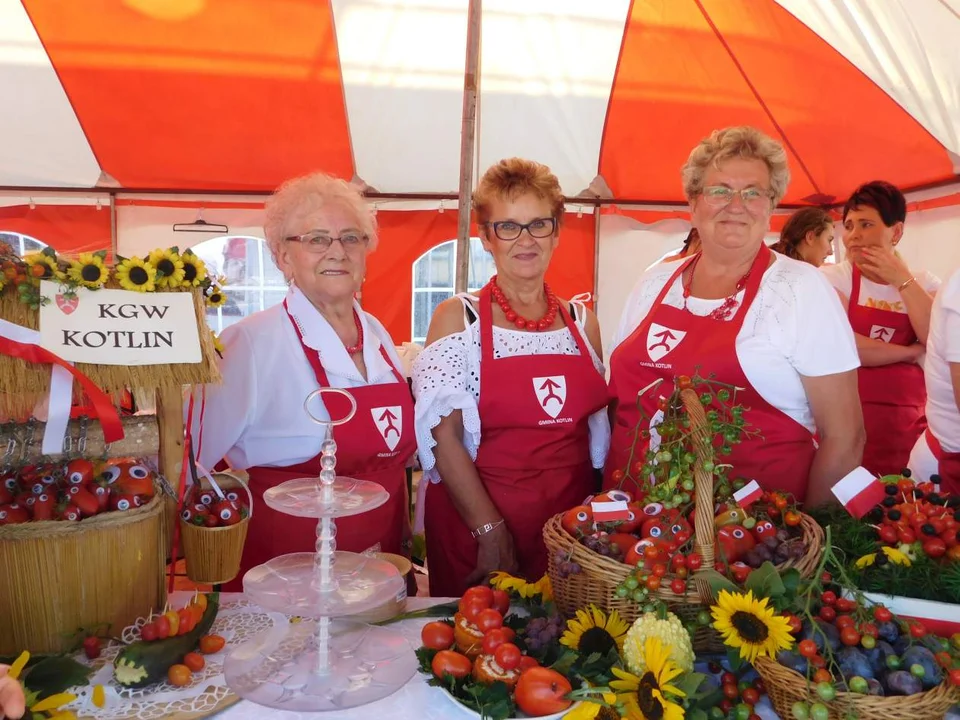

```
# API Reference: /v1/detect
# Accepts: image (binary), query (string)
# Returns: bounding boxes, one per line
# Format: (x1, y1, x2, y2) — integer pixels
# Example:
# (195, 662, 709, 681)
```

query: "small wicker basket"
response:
(545, 387, 823, 651)
(755, 655, 960, 720)
(179, 471, 252, 585)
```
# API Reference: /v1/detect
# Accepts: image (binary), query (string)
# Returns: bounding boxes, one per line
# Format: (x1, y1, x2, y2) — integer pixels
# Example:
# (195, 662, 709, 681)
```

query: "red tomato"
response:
(65, 459, 95, 487)
(420, 622, 454, 650)
(670, 578, 687, 594)
(60, 503, 82, 521)
(431, 650, 472, 680)
(617, 506, 644, 534)
(153, 615, 171, 640)
(110, 493, 142, 512)
(873, 606, 893, 623)
(482, 628, 510, 655)
(462, 586, 494, 610)
(494, 643, 522, 671)
(819, 606, 837, 622)
(30, 493, 56, 521)
(475, 609, 503, 633)
(518, 655, 539, 672)
(686, 552, 703, 571)
(167, 664, 191, 687)
(607, 533, 639, 555)
(183, 652, 205, 672)
(92, 484, 110, 512)
(561, 506, 594, 536)
(821, 591, 837, 606)
(835, 598, 856, 613)
(140, 622, 159, 642)
(949, 669, 960, 687)
(69, 486, 101, 517)
(0, 504, 30, 525)
(840, 627, 861, 646)
(491, 589, 510, 616)
(909, 621, 927, 638)
(459, 597, 488, 624)
(515, 668, 573, 716)
(213, 501, 241, 526)
(83, 636, 101, 659)
(923, 538, 947, 558)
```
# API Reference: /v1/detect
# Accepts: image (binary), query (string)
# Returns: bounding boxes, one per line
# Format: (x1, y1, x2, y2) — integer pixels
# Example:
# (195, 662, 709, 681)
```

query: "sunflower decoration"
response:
(610, 638, 685, 720)
(560, 606, 630, 658)
(210, 330, 225, 357)
(564, 691, 621, 720)
(147, 248, 185, 289)
(855, 544, 912, 569)
(4, 650, 84, 719)
(710, 589, 794, 664)
(489, 571, 553, 601)
(66, 252, 109, 289)
(23, 251, 65, 283)
(179, 250, 208, 287)
(205, 284, 227, 308)
(115, 256, 157, 292)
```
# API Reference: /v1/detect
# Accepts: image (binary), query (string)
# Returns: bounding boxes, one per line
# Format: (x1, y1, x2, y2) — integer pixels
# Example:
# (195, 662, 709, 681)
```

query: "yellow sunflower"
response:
(711, 589, 794, 664)
(564, 693, 621, 720)
(147, 248, 185, 289)
(66, 252, 108, 288)
(560, 606, 630, 656)
(115, 257, 157, 292)
(23, 252, 65, 283)
(211, 330, 225, 356)
(611, 638, 685, 720)
(179, 251, 208, 287)
(855, 545, 912, 569)
(489, 571, 552, 600)
(205, 285, 227, 308)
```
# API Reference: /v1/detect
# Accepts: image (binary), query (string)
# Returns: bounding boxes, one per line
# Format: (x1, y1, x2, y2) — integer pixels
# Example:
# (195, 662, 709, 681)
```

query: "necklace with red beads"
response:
(489, 276, 559, 331)
(342, 311, 364, 354)
(681, 254, 753, 321)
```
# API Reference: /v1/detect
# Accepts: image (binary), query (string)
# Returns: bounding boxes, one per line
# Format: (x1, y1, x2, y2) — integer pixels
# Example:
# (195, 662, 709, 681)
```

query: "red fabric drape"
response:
(0, 205, 111, 255)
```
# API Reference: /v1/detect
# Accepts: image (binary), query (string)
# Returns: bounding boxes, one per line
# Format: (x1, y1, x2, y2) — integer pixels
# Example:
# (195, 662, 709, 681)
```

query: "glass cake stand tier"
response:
(243, 551, 405, 618)
(224, 619, 416, 712)
(262, 476, 389, 518)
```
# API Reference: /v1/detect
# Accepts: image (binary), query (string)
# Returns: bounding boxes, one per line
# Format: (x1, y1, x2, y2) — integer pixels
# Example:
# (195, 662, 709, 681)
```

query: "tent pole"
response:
(454, 0, 481, 294)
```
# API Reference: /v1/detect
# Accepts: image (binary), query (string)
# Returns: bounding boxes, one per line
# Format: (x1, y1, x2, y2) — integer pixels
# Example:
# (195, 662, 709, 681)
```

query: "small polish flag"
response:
(831, 466, 887, 518)
(591, 500, 631, 523)
(732, 480, 763, 508)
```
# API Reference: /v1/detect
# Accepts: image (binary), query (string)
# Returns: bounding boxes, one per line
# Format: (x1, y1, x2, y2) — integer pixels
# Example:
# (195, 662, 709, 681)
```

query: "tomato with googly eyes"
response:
(100, 464, 122, 485)
(65, 459, 95, 487)
(110, 493, 143, 512)
(752, 520, 777, 543)
(592, 489, 633, 505)
(214, 501, 241, 526)
(616, 506, 644, 534)
(717, 524, 755, 562)
(561, 505, 594, 536)
(115, 462, 155, 498)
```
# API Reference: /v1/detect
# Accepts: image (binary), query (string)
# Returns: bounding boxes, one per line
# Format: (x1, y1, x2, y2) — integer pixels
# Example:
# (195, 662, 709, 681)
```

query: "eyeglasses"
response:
(485, 217, 557, 241)
(700, 186, 773, 210)
(284, 231, 369, 253)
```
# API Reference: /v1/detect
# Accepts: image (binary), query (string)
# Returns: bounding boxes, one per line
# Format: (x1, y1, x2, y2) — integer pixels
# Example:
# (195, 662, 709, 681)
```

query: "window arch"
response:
(0, 232, 49, 256)
(411, 237, 496, 344)
(190, 236, 288, 332)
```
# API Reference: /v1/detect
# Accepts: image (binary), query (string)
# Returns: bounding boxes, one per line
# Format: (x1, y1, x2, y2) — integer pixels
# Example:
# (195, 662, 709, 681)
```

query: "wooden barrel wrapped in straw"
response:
(755, 655, 960, 720)
(0, 491, 167, 655)
(545, 387, 822, 651)
(179, 471, 252, 585)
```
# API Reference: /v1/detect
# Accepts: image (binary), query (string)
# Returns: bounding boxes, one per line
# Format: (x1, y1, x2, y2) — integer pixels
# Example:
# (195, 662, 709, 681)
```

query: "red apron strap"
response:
(849, 264, 863, 320)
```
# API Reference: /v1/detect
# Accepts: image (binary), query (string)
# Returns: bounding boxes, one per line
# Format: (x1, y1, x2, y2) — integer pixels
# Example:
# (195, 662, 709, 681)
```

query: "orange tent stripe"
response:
(600, 0, 954, 205)
(0, 205, 111, 255)
(23, 0, 354, 191)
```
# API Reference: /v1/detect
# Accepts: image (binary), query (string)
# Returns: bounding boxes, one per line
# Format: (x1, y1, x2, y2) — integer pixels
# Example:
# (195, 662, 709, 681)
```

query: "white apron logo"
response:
(646, 323, 686, 362)
(533, 376, 567, 419)
(371, 406, 402, 451)
(869, 325, 895, 343)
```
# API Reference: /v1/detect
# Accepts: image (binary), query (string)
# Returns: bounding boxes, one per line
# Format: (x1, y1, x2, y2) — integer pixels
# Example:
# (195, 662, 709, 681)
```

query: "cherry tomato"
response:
(678, 375, 693, 390)
(784, 510, 802, 526)
(140, 622, 159, 642)
(898, 528, 917, 544)
(645, 575, 661, 591)
(82, 636, 101, 659)
(518, 655, 539, 672)
(785, 614, 803, 635)
(421, 621, 455, 651)
(819, 606, 837, 623)
(491, 589, 510, 616)
(742, 688, 760, 706)
(154, 615, 171, 640)
(835, 615, 855, 630)
(859, 622, 878, 638)
(909, 621, 927, 638)
(813, 669, 832, 683)
(949, 668, 960, 687)
(923, 538, 947, 558)
(459, 597, 488, 624)
(686, 552, 703, 571)
(873, 606, 893, 623)
(840, 627, 861, 646)
(462, 586, 494, 609)
(835, 598, 856, 613)
(611, 469, 625, 483)
(723, 683, 740, 700)
(494, 643, 522, 671)
(821, 591, 837, 606)
(183, 652, 205, 672)
(213, 500, 241, 526)
(178, 608, 196, 635)
(652, 563, 668, 577)
(199, 635, 226, 654)
(721, 672, 738, 687)
(514, 667, 573, 717)
(879, 526, 898, 544)
(167, 664, 192, 687)
(670, 578, 687, 594)
(475, 608, 504, 633)
(798, 639, 818, 658)
(481, 628, 510, 655)
(432, 650, 472, 680)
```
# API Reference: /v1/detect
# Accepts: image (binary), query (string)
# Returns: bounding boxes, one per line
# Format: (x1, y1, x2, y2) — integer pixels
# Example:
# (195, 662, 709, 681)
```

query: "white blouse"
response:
(189, 285, 409, 470)
(412, 295, 611, 485)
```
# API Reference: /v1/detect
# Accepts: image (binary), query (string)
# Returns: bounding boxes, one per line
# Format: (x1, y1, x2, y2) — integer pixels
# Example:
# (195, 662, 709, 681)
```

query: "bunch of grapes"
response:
(522, 615, 565, 653)
(553, 549, 582, 578)
(580, 535, 623, 561)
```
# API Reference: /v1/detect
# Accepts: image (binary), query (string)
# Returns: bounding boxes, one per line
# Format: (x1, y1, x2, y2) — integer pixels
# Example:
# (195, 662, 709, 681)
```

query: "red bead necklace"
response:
(343, 310, 364, 355)
(489, 276, 559, 331)
(681, 254, 753, 321)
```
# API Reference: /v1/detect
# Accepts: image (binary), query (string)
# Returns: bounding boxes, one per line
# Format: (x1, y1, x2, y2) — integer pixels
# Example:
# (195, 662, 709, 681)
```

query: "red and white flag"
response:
(591, 500, 631, 523)
(831, 467, 886, 518)
(733, 480, 763, 508)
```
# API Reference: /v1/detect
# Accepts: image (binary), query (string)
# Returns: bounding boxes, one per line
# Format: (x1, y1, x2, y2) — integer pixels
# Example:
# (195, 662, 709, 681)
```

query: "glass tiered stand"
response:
(223, 388, 417, 711)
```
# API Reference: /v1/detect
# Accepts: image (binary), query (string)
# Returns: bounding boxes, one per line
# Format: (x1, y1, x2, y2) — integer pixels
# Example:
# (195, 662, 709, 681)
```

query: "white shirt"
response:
(412, 295, 611, 484)
(820, 260, 941, 310)
(189, 285, 408, 470)
(613, 253, 860, 433)
(910, 269, 960, 478)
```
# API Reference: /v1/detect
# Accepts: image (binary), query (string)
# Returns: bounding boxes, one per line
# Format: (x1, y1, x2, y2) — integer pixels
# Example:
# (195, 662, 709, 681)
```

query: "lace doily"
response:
(66, 597, 284, 720)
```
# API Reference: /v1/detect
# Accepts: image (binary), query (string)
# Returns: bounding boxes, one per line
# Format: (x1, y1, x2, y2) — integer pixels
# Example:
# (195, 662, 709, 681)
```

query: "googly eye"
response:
(38, 494, 48, 502)
(226, 491, 239, 502)
(626, 510, 636, 522)
(672, 523, 683, 534)
(25, 496, 35, 506)
(129, 465, 150, 479)
(733, 528, 745, 539)
(94, 486, 107, 496)
(41, 474, 56, 485)
(200, 493, 214, 506)
(68, 485, 79, 495)
(102, 466, 121, 483)
(68, 472, 84, 484)
(181, 509, 192, 520)
(32, 483, 45, 495)
(133, 496, 143, 507)
(650, 526, 662, 538)
(117, 499, 131, 511)
(609, 490, 630, 503)
(219, 509, 232, 520)
(576, 511, 589, 522)
(3, 477, 16, 490)
(644, 503, 663, 516)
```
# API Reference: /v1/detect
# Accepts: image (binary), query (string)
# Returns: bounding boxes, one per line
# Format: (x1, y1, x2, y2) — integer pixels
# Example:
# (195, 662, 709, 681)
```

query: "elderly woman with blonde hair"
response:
(190, 172, 415, 590)
(605, 126, 865, 506)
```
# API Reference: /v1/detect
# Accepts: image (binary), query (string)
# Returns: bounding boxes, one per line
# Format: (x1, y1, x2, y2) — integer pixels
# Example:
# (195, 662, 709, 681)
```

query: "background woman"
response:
(191, 173, 415, 591)
(909, 267, 960, 492)
(413, 158, 609, 597)
(822, 181, 940, 476)
(771, 207, 835, 267)
(606, 126, 863, 506)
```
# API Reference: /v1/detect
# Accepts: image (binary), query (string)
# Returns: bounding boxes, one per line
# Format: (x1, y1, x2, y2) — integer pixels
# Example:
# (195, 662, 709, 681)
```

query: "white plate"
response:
(438, 687, 580, 720)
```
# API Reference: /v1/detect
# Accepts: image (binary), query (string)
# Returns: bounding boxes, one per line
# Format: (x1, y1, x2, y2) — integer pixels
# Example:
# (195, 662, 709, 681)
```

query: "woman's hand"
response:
(466, 524, 519, 586)
(857, 246, 912, 287)
(0, 666, 26, 720)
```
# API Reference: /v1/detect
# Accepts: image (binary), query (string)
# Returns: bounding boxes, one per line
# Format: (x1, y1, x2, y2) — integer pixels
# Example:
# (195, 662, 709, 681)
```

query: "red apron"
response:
(847, 265, 927, 476)
(223, 303, 416, 592)
(604, 245, 815, 502)
(925, 429, 960, 494)
(424, 288, 609, 597)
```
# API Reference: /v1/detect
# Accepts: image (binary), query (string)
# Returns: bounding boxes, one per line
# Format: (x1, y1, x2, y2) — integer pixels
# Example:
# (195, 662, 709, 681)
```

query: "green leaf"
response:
(170, 246, 180, 255)
(94, 250, 108, 261)
(23, 656, 92, 699)
(700, 568, 737, 597)
(41, 247, 57, 258)
(781, 567, 801, 599)
(673, 671, 707, 698)
(725, 647, 745, 672)
(688, 709, 708, 720)
(744, 561, 785, 599)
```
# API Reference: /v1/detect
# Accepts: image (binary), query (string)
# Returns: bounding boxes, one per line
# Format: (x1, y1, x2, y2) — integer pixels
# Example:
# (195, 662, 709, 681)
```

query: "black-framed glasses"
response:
(484, 217, 557, 241)
(284, 231, 369, 253)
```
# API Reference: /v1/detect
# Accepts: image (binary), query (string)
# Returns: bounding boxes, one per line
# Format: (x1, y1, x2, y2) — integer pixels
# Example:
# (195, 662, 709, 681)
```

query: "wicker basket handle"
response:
(679, 387, 716, 604)
(195, 467, 254, 520)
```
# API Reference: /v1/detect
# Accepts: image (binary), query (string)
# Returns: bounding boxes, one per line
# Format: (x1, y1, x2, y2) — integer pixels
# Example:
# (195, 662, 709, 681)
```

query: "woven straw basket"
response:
(0, 490, 167, 654)
(755, 655, 960, 720)
(545, 386, 823, 651)
(180, 471, 251, 585)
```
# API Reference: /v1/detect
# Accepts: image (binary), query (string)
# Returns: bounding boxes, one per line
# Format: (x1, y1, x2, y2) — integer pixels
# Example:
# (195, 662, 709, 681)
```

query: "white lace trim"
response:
(411, 297, 607, 479)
